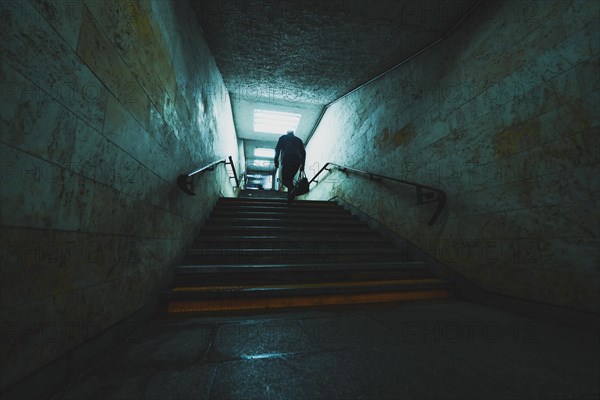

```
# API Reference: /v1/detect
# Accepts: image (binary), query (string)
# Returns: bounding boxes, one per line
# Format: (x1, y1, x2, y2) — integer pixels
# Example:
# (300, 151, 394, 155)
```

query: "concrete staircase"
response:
(164, 194, 451, 314)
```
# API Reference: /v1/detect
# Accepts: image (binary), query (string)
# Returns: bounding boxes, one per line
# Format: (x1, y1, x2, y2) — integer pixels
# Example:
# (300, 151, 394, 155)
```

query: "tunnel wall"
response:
(0, 0, 237, 391)
(305, 0, 599, 314)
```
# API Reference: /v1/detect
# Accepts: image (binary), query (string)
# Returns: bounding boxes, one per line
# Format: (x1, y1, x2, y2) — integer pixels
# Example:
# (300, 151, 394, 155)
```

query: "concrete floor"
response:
(54, 299, 599, 400)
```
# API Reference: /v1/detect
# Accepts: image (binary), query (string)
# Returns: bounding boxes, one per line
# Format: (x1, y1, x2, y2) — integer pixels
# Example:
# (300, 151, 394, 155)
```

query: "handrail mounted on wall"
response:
(177, 156, 240, 195)
(309, 162, 446, 225)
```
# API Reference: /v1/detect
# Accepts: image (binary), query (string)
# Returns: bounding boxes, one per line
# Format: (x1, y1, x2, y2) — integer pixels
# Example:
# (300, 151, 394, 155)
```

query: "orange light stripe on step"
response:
(166, 289, 449, 313)
(171, 278, 443, 292)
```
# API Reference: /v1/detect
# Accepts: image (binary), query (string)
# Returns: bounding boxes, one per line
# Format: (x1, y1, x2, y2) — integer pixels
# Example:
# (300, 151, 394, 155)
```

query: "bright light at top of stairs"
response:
(254, 147, 276, 158)
(253, 109, 301, 134)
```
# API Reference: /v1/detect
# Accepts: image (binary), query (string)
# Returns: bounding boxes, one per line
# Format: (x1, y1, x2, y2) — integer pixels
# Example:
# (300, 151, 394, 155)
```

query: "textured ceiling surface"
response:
(189, 0, 479, 172)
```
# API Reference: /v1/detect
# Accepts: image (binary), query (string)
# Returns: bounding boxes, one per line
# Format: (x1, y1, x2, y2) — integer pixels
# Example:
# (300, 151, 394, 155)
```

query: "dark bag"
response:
(293, 170, 309, 196)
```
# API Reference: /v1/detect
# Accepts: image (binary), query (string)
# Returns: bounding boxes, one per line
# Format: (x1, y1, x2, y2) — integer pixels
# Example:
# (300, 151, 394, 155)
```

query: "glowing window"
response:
(252, 160, 271, 167)
(253, 109, 301, 134)
(254, 148, 275, 158)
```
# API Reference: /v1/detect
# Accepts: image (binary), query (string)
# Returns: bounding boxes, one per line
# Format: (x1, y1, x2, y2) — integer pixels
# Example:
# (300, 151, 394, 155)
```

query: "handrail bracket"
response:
(177, 156, 240, 196)
(177, 174, 196, 195)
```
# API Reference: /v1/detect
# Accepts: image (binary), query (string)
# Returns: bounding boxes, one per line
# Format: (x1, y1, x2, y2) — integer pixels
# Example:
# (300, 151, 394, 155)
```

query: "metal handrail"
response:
(309, 162, 446, 225)
(177, 156, 240, 195)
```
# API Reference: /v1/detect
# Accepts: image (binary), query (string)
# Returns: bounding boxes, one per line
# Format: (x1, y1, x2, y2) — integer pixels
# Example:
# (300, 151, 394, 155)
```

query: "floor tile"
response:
(54, 300, 600, 400)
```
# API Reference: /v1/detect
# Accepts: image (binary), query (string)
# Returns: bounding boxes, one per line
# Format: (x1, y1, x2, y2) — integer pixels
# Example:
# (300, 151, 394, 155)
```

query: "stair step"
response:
(213, 208, 354, 216)
(209, 211, 356, 221)
(211, 206, 350, 214)
(192, 236, 392, 245)
(189, 255, 414, 264)
(195, 231, 381, 242)
(218, 198, 336, 207)
(195, 235, 381, 244)
(197, 225, 373, 234)
(186, 247, 407, 256)
(182, 247, 419, 264)
(208, 214, 353, 223)
(175, 261, 428, 274)
(167, 278, 450, 299)
(166, 286, 450, 313)
(172, 262, 434, 285)
(236, 190, 287, 199)
(204, 217, 362, 227)
(195, 226, 376, 238)
(189, 240, 405, 253)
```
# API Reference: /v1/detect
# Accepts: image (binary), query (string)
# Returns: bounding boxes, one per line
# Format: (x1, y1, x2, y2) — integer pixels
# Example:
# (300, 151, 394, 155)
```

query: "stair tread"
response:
(165, 279, 451, 300)
(193, 235, 386, 242)
(171, 278, 447, 292)
(210, 212, 354, 217)
(221, 204, 336, 208)
(186, 247, 404, 254)
(175, 261, 427, 273)
(208, 217, 357, 223)
(199, 225, 372, 232)
(213, 205, 352, 215)
(211, 206, 352, 216)
(166, 290, 450, 313)
(203, 224, 365, 230)
(219, 199, 336, 206)
(214, 204, 345, 208)
(205, 218, 360, 224)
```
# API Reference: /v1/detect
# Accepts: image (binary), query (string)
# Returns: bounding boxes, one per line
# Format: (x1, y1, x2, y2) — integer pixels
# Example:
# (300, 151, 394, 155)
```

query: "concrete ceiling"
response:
(190, 0, 479, 174)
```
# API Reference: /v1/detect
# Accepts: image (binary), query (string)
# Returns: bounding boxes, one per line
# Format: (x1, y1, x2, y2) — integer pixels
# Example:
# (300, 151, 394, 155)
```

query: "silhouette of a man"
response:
(274, 130, 306, 202)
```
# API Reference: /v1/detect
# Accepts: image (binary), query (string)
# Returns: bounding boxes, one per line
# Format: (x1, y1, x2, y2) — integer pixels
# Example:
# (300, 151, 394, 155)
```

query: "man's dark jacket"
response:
(274, 134, 306, 166)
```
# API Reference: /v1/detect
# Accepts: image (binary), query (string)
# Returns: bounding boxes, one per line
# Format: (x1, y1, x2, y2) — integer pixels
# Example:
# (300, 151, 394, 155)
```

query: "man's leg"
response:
(281, 162, 300, 191)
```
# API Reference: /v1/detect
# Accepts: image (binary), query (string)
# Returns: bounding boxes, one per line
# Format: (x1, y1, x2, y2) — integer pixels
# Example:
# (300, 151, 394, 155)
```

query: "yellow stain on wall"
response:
(377, 123, 416, 149)
(493, 118, 541, 158)
(561, 101, 591, 134)
(126, 1, 153, 39)
(119, 1, 178, 106)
